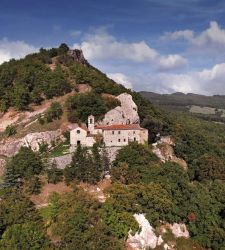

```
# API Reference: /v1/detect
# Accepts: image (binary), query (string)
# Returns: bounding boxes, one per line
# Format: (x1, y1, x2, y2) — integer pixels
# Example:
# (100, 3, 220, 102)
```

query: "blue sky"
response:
(1, 0, 225, 95)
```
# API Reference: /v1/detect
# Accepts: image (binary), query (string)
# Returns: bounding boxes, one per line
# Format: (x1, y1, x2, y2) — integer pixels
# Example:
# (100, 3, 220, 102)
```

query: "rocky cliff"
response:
(101, 93, 140, 126)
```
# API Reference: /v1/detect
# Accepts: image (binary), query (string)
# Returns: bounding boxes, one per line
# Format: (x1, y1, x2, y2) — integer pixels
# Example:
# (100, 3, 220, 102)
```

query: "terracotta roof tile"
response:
(95, 124, 143, 130)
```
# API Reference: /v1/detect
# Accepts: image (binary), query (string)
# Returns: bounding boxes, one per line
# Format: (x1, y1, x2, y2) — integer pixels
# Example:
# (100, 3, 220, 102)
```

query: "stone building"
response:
(70, 93, 148, 150)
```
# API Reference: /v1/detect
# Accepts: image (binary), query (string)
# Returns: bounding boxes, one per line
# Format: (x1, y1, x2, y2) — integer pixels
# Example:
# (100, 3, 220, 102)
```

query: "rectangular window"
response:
(112, 131, 114, 135)
(133, 131, 135, 134)
(124, 139, 126, 142)
(118, 139, 121, 142)
(134, 137, 136, 141)
(118, 131, 121, 134)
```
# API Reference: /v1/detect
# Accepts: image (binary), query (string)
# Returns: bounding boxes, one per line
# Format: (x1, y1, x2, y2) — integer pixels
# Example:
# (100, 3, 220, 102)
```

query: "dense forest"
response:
(0, 45, 225, 250)
(140, 91, 225, 123)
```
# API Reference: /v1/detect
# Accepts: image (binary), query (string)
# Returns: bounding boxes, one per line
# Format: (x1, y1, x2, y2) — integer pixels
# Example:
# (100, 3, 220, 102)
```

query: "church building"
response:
(70, 93, 148, 150)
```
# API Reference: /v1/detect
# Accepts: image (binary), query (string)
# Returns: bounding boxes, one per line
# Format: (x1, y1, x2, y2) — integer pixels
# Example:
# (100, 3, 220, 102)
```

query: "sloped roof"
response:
(95, 124, 145, 131)
(69, 123, 88, 132)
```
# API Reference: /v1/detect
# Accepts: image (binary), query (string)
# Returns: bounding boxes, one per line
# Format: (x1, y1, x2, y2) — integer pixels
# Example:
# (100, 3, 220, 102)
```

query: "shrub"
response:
(26, 176, 42, 195)
(45, 102, 63, 122)
(5, 124, 17, 137)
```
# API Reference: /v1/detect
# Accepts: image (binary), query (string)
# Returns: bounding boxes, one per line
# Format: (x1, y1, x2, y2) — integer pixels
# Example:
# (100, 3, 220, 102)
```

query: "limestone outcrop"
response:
(101, 93, 140, 126)
(127, 214, 163, 249)
(127, 214, 190, 250)
(169, 223, 189, 238)
(152, 136, 188, 169)
(68, 49, 87, 64)
(0, 130, 62, 157)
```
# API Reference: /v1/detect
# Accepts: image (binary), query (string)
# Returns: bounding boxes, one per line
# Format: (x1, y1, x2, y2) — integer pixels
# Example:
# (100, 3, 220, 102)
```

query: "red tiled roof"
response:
(95, 124, 143, 130)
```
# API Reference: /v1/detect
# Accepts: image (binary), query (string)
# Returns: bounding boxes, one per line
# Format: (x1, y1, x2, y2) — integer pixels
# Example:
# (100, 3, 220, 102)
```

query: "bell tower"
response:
(88, 115, 95, 134)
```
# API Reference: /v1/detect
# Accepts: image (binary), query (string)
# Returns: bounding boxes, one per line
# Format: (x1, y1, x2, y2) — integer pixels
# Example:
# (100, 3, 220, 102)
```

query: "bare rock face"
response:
(0, 140, 24, 157)
(127, 214, 163, 250)
(68, 49, 87, 64)
(23, 130, 62, 151)
(102, 93, 140, 126)
(169, 223, 189, 238)
(127, 214, 190, 250)
(152, 136, 188, 170)
(0, 130, 62, 157)
(76, 83, 92, 93)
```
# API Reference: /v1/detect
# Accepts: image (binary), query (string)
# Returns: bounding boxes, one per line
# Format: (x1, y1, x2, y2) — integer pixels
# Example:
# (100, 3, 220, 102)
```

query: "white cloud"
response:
(107, 73, 133, 89)
(162, 30, 194, 41)
(70, 30, 82, 37)
(138, 63, 225, 95)
(193, 21, 225, 47)
(158, 54, 187, 70)
(72, 28, 187, 70)
(163, 21, 225, 49)
(0, 38, 37, 65)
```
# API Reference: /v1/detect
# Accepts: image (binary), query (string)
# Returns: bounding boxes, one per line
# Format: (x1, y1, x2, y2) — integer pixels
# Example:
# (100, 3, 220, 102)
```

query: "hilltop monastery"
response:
(70, 93, 148, 150)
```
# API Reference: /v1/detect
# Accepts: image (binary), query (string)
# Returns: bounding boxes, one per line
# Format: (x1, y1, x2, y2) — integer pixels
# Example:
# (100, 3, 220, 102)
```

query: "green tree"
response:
(47, 161, 63, 184)
(91, 143, 103, 184)
(66, 92, 107, 122)
(194, 154, 225, 181)
(0, 222, 49, 250)
(58, 43, 70, 54)
(45, 101, 63, 122)
(3, 147, 44, 187)
(0, 190, 42, 238)
(26, 176, 42, 195)
(12, 84, 30, 110)
(5, 124, 17, 137)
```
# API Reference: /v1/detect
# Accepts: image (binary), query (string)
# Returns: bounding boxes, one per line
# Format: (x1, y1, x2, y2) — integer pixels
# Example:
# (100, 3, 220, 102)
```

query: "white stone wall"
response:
(88, 115, 95, 134)
(70, 127, 87, 146)
(140, 129, 149, 144)
(103, 129, 141, 147)
(70, 127, 95, 147)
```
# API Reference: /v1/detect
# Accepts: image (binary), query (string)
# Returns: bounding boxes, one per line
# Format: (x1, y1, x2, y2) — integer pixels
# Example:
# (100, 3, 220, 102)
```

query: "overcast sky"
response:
(1, 0, 225, 95)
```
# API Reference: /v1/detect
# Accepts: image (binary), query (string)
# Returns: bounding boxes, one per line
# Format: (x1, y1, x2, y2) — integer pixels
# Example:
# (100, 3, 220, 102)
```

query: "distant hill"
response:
(140, 91, 225, 123)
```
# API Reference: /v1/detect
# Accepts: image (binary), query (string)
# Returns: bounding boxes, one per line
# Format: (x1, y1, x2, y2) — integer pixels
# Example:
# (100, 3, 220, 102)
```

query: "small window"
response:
(134, 137, 136, 141)
(118, 131, 121, 134)
(118, 139, 121, 142)
(112, 131, 114, 135)
(77, 130, 80, 134)
(133, 131, 135, 134)
(89, 118, 93, 124)
(124, 139, 126, 142)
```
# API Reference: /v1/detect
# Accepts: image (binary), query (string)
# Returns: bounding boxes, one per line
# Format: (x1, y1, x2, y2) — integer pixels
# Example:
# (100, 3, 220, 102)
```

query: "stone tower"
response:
(88, 115, 95, 134)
